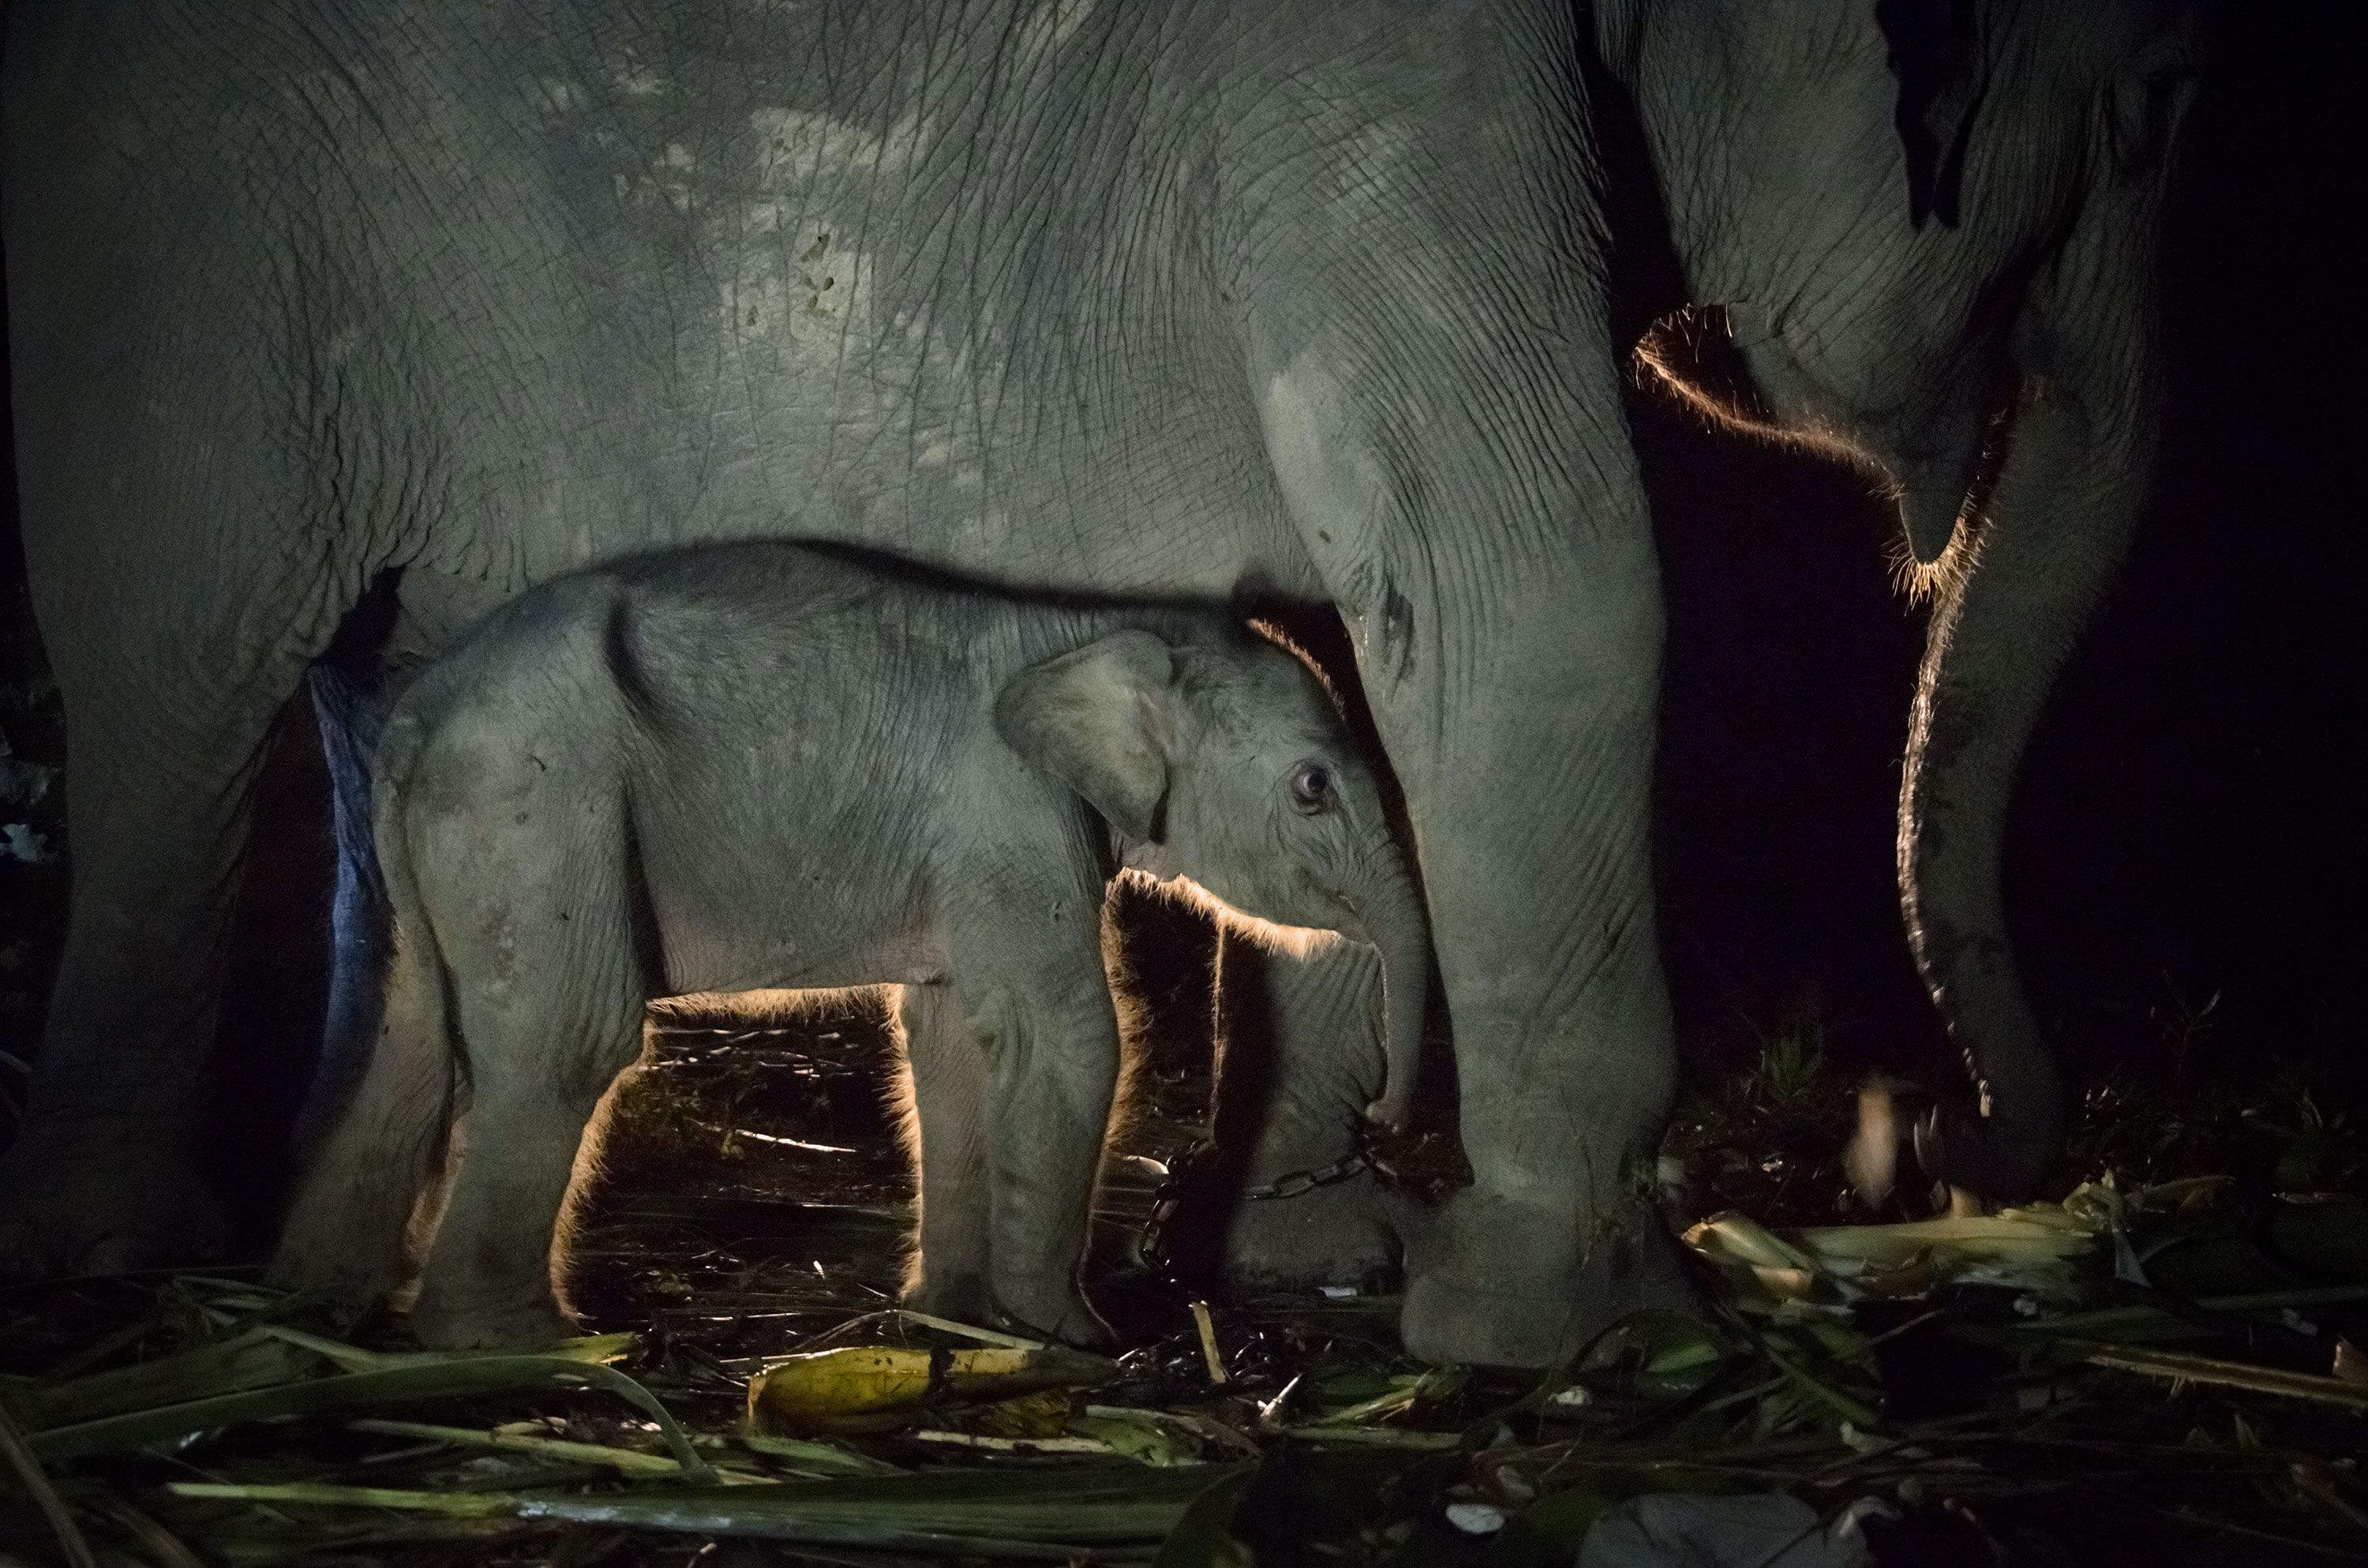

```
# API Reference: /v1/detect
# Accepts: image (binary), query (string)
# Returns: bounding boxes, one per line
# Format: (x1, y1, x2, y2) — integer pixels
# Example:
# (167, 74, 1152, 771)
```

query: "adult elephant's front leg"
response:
(1250, 339, 1684, 1368)
(1229, 16, 1684, 1361)
(1373, 551, 1685, 1368)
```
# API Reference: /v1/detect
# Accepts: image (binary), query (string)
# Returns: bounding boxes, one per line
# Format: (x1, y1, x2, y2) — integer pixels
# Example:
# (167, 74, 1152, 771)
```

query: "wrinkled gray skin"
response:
(1218, 0, 2201, 1320)
(270, 543, 1428, 1349)
(2, 0, 2193, 1364)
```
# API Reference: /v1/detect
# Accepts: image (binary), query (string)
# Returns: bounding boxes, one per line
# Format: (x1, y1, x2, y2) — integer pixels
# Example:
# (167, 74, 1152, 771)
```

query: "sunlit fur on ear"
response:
(1116, 866, 1345, 963)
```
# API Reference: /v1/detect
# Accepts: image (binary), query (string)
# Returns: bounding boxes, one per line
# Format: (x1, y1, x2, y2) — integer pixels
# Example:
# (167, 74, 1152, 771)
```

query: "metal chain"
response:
(1137, 1140, 1374, 1278)
(1237, 1148, 1373, 1202)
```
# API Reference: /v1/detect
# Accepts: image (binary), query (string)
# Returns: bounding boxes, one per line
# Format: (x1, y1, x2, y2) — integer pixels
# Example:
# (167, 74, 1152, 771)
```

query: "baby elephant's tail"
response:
(268, 713, 457, 1314)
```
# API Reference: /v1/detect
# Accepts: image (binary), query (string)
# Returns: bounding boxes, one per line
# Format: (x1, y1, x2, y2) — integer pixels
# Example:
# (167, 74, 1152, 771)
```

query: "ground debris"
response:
(2, 1008, 2365, 1565)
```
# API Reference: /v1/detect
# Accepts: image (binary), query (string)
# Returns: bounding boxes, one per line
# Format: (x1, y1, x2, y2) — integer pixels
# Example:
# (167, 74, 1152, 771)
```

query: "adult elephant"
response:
(1, 0, 2193, 1365)
(1216, 0, 2200, 1357)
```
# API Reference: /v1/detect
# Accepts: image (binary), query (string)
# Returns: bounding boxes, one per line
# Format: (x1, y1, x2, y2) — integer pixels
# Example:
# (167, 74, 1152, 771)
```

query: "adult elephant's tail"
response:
(1897, 41, 2197, 1196)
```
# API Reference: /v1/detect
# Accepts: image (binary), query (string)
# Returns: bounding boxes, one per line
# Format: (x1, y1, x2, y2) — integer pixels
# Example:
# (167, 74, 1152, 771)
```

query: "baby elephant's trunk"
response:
(1359, 867, 1432, 1132)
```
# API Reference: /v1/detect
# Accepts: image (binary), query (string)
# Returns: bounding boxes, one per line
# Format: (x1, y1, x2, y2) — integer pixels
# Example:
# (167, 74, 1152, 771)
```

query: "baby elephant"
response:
(272, 542, 1429, 1349)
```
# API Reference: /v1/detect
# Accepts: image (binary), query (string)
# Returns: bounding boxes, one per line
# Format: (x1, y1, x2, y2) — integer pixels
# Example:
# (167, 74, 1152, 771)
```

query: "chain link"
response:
(1137, 1140, 1374, 1278)
(1236, 1148, 1373, 1202)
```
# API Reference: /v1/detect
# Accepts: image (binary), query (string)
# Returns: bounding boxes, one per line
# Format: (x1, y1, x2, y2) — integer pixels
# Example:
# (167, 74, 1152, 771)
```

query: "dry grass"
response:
(0, 1007, 2362, 1566)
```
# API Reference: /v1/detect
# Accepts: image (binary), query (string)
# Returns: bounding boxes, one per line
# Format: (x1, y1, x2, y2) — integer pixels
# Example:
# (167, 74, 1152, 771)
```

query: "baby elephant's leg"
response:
(948, 939, 1122, 1349)
(411, 983, 645, 1349)
(895, 983, 992, 1326)
(269, 916, 455, 1314)
(402, 783, 647, 1348)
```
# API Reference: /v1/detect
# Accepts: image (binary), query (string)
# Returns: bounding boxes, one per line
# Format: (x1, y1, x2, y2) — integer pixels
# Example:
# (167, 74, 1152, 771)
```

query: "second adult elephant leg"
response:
(1380, 559, 1691, 1368)
(1205, 930, 1396, 1287)
(1244, 264, 1684, 1359)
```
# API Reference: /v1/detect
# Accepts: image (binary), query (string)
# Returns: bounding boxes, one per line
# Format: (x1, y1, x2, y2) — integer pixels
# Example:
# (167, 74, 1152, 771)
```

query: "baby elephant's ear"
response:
(995, 631, 1178, 840)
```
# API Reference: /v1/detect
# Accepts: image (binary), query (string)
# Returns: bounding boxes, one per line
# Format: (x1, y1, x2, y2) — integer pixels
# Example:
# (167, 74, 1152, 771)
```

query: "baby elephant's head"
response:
(996, 627, 1430, 1129)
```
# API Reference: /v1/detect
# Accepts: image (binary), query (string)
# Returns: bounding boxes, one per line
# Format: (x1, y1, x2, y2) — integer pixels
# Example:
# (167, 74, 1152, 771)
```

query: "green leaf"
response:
(1149, 1468, 1259, 1568)
(1070, 1411, 1198, 1468)
(721, 1431, 904, 1476)
(34, 1350, 714, 1481)
(8, 1327, 330, 1431)
(1306, 1364, 1465, 1427)
(257, 1325, 635, 1374)
(173, 1463, 1250, 1558)
(348, 1418, 691, 1476)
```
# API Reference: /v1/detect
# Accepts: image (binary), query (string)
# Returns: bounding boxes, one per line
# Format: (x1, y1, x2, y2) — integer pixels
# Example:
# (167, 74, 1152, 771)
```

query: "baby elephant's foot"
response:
(903, 1268, 995, 1330)
(269, 1210, 412, 1320)
(410, 1290, 581, 1350)
(993, 1279, 1116, 1351)
(264, 1246, 402, 1323)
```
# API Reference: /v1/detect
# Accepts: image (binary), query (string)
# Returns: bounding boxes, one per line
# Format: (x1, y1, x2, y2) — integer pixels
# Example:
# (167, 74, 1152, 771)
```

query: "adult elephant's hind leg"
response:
(0, 224, 357, 1275)
(0, 562, 327, 1278)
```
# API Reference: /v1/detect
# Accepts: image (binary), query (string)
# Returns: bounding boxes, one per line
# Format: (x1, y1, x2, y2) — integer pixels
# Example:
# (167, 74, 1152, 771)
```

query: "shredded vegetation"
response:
(2, 1009, 2363, 1566)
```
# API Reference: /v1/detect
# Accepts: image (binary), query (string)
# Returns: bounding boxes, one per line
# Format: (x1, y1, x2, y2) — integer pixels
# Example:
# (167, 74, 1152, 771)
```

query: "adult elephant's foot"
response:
(0, 1114, 229, 1278)
(1396, 1185, 1695, 1368)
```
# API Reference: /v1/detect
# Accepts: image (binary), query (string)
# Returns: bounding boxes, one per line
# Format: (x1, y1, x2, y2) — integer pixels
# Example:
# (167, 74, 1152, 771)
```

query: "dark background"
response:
(2, 6, 2362, 1151)
(1643, 4, 2366, 1093)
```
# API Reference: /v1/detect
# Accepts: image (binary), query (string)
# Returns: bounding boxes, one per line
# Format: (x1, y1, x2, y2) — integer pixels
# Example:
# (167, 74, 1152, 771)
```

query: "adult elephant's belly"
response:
(363, 6, 1310, 612)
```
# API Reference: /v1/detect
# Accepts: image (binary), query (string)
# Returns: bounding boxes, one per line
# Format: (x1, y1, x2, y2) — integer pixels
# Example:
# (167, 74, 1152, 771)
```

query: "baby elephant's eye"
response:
(1288, 762, 1334, 811)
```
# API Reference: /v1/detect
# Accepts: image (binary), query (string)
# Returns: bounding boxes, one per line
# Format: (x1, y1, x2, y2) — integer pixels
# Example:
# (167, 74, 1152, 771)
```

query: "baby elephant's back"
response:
(595, 546, 984, 806)
(376, 548, 974, 982)
(387, 548, 973, 803)
(572, 548, 985, 980)
(376, 574, 639, 816)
